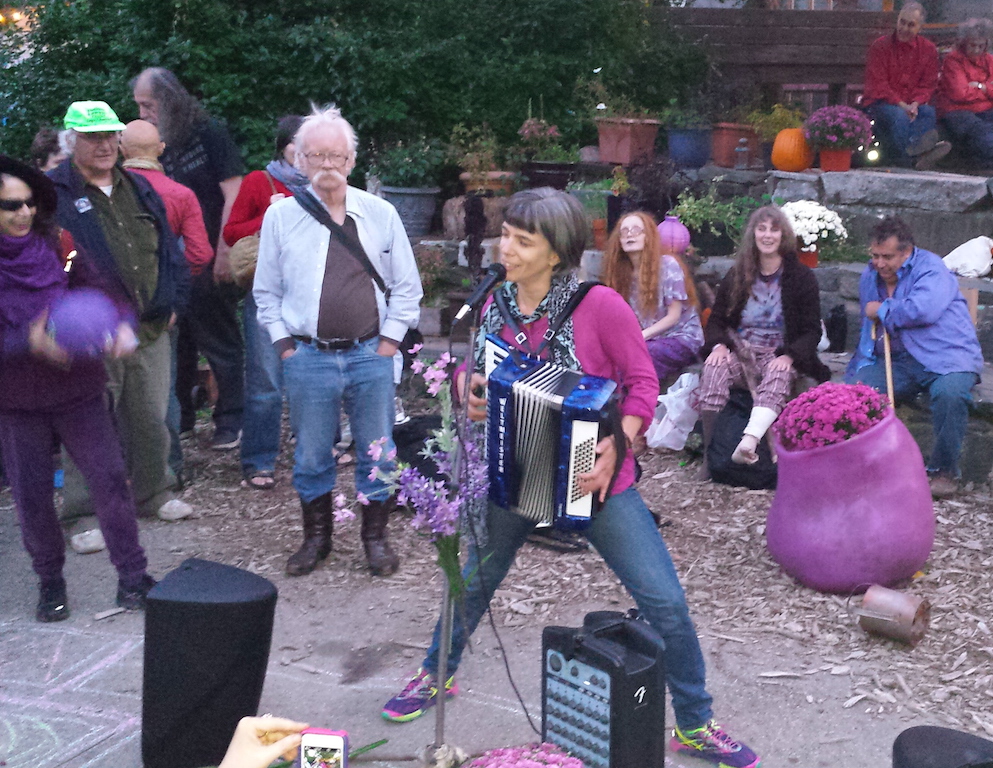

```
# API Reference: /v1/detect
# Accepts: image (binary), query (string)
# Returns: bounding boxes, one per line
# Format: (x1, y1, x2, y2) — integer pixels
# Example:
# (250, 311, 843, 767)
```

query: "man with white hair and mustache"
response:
(254, 105, 421, 578)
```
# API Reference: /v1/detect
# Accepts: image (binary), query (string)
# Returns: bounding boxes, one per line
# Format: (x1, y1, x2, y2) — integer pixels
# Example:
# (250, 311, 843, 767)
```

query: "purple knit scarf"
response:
(0, 231, 67, 328)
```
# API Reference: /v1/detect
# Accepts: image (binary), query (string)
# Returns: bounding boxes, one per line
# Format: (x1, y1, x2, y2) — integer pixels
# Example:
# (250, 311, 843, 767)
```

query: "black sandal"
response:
(243, 469, 276, 490)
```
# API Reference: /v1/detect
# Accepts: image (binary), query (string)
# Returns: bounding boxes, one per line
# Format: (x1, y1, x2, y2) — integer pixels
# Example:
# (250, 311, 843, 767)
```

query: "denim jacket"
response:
(848, 247, 983, 378)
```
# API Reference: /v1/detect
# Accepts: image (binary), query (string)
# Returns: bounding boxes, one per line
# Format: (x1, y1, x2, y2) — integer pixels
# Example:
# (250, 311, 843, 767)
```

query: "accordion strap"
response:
(493, 281, 600, 358)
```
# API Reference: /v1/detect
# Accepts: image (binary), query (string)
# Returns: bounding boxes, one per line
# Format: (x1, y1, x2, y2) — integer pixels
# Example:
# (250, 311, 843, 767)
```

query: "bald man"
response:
(120, 120, 212, 274)
(119, 120, 214, 486)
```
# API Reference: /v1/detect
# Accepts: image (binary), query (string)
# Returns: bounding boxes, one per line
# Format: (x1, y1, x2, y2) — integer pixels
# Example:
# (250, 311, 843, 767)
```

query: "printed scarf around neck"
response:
(266, 159, 309, 190)
(473, 271, 583, 374)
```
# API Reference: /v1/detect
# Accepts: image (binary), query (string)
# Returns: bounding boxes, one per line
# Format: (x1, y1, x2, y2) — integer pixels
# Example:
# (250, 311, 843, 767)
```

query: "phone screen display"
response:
(301, 742, 344, 768)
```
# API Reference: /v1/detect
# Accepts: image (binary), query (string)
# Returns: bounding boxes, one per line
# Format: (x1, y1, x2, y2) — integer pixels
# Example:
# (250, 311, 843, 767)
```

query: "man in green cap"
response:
(49, 100, 193, 557)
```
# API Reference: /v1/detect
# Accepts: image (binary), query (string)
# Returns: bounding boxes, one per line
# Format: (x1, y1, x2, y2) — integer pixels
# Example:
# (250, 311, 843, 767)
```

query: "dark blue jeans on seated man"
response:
(867, 103, 937, 167)
(941, 109, 993, 166)
(421, 489, 715, 731)
(852, 350, 978, 478)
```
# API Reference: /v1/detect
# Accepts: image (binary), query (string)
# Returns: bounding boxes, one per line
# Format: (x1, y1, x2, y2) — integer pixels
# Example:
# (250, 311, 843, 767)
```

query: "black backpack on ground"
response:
(707, 389, 777, 490)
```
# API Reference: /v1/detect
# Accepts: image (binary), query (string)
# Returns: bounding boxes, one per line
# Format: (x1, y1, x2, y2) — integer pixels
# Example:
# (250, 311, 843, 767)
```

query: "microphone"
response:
(453, 263, 507, 322)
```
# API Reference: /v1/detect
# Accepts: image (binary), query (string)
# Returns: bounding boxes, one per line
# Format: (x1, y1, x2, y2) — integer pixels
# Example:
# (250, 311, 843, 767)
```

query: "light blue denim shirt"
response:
(847, 247, 983, 378)
(254, 184, 422, 345)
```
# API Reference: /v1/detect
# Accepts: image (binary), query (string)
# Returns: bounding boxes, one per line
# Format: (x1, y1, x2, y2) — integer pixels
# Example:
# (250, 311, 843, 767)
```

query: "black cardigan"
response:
(702, 254, 831, 383)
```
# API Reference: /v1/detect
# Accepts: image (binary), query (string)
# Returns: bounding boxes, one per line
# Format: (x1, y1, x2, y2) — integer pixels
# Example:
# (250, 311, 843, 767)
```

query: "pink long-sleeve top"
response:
(459, 283, 660, 497)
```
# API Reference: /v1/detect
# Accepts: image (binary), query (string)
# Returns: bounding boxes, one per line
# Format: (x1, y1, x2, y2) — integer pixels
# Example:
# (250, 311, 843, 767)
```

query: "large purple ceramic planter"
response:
(766, 411, 935, 594)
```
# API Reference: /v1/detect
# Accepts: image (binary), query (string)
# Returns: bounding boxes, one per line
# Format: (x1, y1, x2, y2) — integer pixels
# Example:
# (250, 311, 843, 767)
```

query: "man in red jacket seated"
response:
(863, 1, 950, 170)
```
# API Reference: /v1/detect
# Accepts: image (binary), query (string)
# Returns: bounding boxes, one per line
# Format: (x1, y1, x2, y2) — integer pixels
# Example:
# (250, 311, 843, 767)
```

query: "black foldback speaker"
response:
(142, 558, 278, 768)
(542, 610, 666, 768)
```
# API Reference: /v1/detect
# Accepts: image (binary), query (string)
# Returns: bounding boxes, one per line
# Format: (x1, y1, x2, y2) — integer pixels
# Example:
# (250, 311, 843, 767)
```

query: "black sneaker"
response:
(37, 580, 70, 623)
(117, 574, 157, 610)
(210, 427, 241, 450)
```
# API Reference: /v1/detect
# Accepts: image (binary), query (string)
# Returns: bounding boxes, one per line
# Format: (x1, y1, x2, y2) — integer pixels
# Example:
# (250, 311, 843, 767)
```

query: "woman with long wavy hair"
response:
(602, 211, 703, 380)
(696, 205, 830, 479)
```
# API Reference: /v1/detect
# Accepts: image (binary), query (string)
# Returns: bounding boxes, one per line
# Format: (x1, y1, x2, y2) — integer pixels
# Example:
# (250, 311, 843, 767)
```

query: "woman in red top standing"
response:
(223, 116, 307, 489)
(937, 19, 993, 167)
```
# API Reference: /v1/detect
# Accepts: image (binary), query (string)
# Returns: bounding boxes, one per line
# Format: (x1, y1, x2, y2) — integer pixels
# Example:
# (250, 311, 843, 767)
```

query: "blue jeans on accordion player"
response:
(421, 488, 715, 731)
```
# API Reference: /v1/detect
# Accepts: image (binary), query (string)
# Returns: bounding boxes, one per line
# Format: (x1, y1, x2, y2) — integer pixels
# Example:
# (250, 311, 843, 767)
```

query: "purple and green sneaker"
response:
(381, 668, 459, 723)
(670, 720, 760, 768)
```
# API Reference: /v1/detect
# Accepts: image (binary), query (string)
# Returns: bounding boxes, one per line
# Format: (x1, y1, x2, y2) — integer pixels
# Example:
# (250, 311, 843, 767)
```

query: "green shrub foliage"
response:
(1, 0, 706, 169)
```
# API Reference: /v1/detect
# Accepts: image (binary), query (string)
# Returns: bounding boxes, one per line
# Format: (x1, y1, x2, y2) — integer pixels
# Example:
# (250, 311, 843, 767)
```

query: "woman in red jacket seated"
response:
(223, 116, 306, 489)
(696, 205, 830, 479)
(936, 18, 993, 167)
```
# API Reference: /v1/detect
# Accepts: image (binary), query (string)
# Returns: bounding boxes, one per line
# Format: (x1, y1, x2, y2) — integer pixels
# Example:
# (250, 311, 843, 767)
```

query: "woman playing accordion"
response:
(380, 188, 760, 768)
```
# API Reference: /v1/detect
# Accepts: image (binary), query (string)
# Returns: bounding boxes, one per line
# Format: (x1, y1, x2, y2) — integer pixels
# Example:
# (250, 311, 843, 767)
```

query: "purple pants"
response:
(0, 395, 148, 587)
(645, 336, 699, 380)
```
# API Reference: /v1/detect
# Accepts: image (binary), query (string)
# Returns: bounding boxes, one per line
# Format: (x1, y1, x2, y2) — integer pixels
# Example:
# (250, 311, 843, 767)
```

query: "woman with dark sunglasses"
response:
(0, 154, 154, 622)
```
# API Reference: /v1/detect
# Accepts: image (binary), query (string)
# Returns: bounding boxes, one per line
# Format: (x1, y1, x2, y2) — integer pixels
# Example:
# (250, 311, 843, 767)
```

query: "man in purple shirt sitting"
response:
(847, 217, 984, 498)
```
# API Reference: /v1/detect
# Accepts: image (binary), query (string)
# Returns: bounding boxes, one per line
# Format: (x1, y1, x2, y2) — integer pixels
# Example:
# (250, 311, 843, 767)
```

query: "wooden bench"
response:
(658, 8, 895, 106)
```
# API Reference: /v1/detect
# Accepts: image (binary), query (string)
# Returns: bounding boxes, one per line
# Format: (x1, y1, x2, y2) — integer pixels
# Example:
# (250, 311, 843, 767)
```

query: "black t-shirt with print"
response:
(161, 118, 244, 250)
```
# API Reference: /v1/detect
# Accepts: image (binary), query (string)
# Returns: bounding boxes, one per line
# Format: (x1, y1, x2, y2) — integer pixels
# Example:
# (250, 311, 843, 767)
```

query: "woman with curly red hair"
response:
(602, 211, 703, 380)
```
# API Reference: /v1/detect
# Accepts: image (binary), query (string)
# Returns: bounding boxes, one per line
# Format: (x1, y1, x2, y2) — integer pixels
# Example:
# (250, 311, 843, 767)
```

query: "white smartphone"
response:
(299, 728, 348, 768)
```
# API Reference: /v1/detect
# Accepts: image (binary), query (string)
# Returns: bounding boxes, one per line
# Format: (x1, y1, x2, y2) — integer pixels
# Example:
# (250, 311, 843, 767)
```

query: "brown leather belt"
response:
(293, 332, 377, 351)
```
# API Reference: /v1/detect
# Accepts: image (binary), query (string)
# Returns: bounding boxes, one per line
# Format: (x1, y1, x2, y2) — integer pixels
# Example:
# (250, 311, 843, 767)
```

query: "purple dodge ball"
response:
(47, 288, 119, 357)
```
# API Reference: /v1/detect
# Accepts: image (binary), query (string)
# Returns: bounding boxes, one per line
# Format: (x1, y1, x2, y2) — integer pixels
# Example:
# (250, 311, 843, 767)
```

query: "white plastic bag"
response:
(944, 236, 993, 278)
(645, 372, 700, 451)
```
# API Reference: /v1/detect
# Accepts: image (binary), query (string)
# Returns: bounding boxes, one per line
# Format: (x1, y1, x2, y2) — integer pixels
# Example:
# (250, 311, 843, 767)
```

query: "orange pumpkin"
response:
(771, 128, 814, 173)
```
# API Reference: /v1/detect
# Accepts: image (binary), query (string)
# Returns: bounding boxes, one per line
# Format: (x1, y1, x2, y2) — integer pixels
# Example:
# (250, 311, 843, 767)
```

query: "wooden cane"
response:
(882, 326, 895, 407)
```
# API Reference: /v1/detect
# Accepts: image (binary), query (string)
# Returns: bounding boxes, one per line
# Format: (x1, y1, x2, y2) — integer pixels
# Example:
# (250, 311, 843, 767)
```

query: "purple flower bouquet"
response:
(463, 742, 585, 768)
(803, 105, 873, 150)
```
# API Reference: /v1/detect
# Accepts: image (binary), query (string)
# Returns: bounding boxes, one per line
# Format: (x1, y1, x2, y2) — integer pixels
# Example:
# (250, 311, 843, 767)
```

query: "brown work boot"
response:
(929, 474, 958, 500)
(361, 498, 400, 576)
(286, 493, 333, 576)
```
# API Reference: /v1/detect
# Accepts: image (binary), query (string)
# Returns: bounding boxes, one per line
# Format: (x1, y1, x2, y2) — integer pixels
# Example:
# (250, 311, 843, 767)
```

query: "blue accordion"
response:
(485, 336, 619, 530)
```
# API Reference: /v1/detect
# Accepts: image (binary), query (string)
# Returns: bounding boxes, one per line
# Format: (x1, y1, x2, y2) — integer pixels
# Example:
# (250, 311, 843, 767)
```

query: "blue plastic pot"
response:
(667, 128, 712, 169)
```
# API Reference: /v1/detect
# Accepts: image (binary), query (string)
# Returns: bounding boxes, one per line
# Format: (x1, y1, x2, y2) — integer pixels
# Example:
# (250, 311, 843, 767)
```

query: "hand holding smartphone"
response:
(300, 728, 348, 768)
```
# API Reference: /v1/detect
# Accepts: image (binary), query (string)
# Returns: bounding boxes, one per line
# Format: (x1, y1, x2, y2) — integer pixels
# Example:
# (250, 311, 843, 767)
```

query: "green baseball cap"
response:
(63, 101, 127, 132)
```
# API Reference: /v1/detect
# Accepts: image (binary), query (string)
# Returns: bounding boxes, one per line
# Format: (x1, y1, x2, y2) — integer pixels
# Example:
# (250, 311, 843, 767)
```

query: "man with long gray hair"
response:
(254, 105, 422, 578)
(132, 67, 245, 451)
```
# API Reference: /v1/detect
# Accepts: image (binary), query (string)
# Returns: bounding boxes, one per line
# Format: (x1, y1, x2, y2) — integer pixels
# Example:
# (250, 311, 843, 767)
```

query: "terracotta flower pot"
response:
(819, 148, 853, 172)
(798, 247, 818, 269)
(459, 170, 516, 195)
(595, 117, 661, 165)
(711, 123, 759, 168)
(766, 411, 935, 594)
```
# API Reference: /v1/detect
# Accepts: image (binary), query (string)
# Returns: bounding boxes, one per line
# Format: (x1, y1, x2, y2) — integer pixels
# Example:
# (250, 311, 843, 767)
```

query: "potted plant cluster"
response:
(567, 177, 613, 249)
(745, 103, 806, 170)
(518, 113, 578, 189)
(413, 244, 457, 336)
(780, 199, 847, 268)
(804, 104, 873, 172)
(669, 182, 765, 256)
(370, 136, 446, 236)
(659, 99, 712, 169)
(448, 123, 516, 195)
(584, 79, 661, 166)
(767, 382, 934, 594)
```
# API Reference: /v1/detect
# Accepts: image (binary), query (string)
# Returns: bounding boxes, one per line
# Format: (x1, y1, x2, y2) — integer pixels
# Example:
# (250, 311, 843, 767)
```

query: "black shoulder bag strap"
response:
(293, 189, 389, 298)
